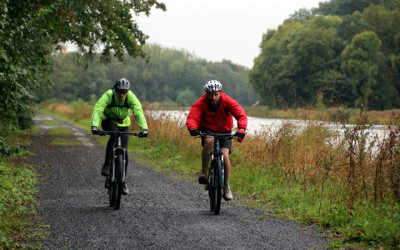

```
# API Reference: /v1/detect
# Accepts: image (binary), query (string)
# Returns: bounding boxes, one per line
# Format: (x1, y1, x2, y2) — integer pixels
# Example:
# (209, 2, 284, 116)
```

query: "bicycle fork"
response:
(114, 137, 127, 182)
(106, 137, 127, 186)
(206, 152, 225, 190)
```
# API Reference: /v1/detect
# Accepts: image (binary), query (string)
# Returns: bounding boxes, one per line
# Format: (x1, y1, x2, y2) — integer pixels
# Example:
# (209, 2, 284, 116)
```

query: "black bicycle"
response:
(199, 132, 236, 215)
(97, 130, 139, 210)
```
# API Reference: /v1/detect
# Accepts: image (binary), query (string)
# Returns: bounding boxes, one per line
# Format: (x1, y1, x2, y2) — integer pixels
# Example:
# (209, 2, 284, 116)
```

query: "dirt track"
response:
(28, 113, 331, 249)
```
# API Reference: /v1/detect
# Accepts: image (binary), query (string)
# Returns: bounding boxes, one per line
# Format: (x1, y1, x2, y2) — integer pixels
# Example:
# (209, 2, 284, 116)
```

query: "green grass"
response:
(46, 127, 74, 136)
(41, 120, 58, 126)
(49, 139, 82, 146)
(39, 108, 89, 131)
(0, 128, 46, 249)
(0, 163, 44, 249)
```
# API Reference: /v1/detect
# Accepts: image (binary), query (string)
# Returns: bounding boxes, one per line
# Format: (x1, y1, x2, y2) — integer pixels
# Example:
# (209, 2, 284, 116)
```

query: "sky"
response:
(134, 0, 323, 68)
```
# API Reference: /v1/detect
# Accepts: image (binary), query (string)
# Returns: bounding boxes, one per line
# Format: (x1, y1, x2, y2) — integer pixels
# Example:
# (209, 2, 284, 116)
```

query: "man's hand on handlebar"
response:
(236, 128, 246, 142)
(138, 129, 148, 138)
(189, 129, 199, 136)
(91, 126, 106, 136)
(91, 126, 99, 135)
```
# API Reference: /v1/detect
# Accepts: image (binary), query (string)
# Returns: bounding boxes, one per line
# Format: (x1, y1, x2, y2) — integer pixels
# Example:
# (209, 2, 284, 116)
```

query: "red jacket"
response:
(186, 91, 247, 133)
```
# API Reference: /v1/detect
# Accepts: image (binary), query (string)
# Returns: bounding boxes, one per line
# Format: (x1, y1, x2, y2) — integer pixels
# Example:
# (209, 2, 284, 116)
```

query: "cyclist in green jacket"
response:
(91, 78, 148, 195)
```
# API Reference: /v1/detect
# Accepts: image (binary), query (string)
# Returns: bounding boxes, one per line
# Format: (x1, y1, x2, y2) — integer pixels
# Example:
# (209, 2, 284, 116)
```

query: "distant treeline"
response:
(249, 0, 400, 110)
(45, 44, 257, 107)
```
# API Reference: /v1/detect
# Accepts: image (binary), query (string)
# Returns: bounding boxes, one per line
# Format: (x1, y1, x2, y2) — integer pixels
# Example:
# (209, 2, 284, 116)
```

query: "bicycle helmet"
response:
(204, 80, 222, 92)
(115, 78, 130, 90)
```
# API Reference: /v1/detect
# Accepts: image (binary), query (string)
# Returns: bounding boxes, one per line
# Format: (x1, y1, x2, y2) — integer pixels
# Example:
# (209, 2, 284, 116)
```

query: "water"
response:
(146, 110, 395, 154)
(147, 109, 392, 136)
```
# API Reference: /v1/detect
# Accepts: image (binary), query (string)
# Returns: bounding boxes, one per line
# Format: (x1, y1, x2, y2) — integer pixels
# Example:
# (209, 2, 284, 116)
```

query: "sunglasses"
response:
(117, 90, 128, 95)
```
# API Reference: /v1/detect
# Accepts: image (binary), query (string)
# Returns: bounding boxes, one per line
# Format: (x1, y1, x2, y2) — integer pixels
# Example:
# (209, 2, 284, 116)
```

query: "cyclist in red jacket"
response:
(186, 80, 247, 200)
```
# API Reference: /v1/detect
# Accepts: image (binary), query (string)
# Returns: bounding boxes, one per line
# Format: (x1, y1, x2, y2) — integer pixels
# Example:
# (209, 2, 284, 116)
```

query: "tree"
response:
(316, 0, 382, 16)
(288, 8, 314, 21)
(341, 31, 383, 107)
(0, 0, 166, 131)
(176, 89, 196, 107)
(363, 4, 400, 55)
(249, 21, 305, 107)
(43, 44, 256, 107)
(337, 11, 369, 43)
(250, 16, 347, 108)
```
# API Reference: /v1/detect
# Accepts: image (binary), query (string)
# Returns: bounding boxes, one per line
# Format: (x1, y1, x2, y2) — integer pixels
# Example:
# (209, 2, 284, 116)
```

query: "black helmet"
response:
(115, 78, 130, 90)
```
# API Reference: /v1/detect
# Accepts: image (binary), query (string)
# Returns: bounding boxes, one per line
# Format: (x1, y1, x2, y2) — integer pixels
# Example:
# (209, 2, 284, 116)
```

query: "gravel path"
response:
(28, 113, 331, 249)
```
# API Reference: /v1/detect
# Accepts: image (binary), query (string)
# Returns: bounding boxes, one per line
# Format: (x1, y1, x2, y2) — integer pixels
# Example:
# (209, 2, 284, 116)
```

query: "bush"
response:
(17, 109, 35, 130)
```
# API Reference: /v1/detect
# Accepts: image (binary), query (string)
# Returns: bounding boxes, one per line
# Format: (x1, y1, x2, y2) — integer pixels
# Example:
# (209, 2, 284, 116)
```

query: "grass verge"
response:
(0, 126, 47, 249)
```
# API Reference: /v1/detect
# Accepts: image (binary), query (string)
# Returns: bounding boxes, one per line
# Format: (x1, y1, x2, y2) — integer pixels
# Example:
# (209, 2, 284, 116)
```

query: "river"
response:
(147, 109, 391, 136)
(147, 110, 394, 154)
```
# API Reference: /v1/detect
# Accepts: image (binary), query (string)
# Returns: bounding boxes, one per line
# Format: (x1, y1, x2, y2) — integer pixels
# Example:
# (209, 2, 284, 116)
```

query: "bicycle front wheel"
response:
(108, 175, 116, 207)
(208, 167, 215, 212)
(210, 158, 222, 215)
(113, 153, 124, 210)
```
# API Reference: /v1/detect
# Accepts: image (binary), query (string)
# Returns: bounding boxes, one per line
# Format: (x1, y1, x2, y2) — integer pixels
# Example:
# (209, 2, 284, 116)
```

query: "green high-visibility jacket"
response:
(91, 89, 148, 129)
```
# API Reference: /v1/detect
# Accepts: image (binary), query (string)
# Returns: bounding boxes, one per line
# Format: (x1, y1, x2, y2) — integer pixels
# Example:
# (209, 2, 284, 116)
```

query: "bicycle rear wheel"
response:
(209, 158, 222, 215)
(114, 153, 124, 210)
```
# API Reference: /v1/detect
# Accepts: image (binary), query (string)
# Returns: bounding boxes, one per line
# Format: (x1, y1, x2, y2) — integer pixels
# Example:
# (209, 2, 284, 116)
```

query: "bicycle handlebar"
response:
(198, 132, 238, 140)
(96, 130, 139, 136)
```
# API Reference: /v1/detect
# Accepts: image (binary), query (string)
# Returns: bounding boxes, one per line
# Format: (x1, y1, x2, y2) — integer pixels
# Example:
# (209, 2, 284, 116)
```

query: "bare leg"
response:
(201, 137, 214, 175)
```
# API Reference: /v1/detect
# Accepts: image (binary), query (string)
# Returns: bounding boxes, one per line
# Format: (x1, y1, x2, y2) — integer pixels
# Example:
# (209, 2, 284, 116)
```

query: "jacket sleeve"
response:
(127, 92, 148, 130)
(226, 95, 248, 130)
(91, 90, 112, 127)
(186, 98, 203, 131)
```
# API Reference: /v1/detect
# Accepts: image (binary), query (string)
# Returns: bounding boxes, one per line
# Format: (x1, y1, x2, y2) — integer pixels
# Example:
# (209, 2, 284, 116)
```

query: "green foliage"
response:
(0, 163, 41, 249)
(46, 127, 74, 136)
(250, 16, 347, 108)
(250, 0, 400, 110)
(316, 0, 383, 16)
(0, 138, 31, 157)
(49, 138, 81, 146)
(0, 0, 166, 132)
(176, 89, 196, 107)
(341, 31, 383, 107)
(17, 108, 35, 131)
(44, 44, 257, 106)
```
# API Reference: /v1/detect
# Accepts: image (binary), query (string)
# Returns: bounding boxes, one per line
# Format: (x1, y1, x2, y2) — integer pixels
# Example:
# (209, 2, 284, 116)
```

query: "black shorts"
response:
(200, 128, 232, 152)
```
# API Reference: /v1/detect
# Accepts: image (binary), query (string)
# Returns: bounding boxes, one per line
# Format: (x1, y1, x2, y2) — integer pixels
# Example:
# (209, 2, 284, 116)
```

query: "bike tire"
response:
(108, 165, 116, 207)
(114, 153, 124, 210)
(208, 167, 215, 212)
(208, 159, 222, 215)
(213, 158, 222, 215)
(109, 180, 116, 207)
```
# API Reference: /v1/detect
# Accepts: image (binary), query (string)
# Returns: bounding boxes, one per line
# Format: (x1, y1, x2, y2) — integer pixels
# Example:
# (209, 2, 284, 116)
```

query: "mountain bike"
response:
(199, 132, 236, 215)
(97, 130, 139, 210)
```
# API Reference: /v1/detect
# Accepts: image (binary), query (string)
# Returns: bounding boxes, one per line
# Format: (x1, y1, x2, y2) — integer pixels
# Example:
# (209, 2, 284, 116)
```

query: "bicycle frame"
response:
(98, 130, 139, 210)
(111, 136, 126, 184)
(203, 132, 235, 174)
(200, 132, 235, 215)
